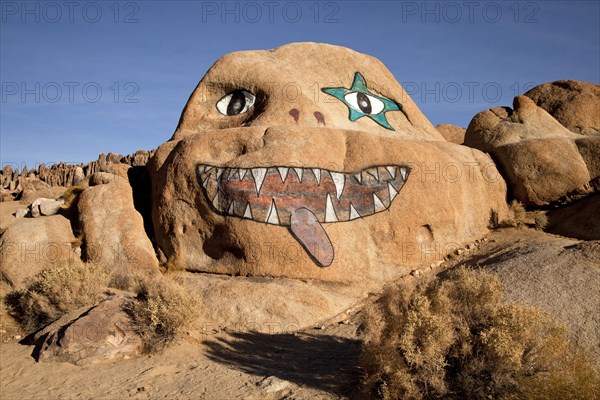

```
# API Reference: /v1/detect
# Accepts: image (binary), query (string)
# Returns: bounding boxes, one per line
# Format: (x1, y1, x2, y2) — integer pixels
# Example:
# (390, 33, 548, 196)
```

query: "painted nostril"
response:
(314, 111, 326, 126)
(289, 108, 300, 123)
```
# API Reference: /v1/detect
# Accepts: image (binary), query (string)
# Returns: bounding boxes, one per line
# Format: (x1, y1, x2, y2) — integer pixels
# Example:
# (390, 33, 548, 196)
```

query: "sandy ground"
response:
(1, 226, 598, 399)
(1, 310, 365, 399)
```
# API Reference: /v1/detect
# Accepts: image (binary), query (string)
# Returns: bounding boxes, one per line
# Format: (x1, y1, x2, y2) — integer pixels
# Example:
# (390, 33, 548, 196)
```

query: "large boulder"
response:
(148, 43, 509, 330)
(524, 80, 600, 135)
(78, 178, 159, 277)
(465, 96, 599, 205)
(0, 215, 78, 290)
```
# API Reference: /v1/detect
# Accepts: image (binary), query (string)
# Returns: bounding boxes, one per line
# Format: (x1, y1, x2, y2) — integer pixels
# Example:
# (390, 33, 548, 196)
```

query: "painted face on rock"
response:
(198, 72, 410, 267)
(149, 43, 507, 285)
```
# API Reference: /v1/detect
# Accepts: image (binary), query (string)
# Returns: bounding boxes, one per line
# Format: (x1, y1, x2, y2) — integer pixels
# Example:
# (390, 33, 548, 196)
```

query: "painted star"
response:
(322, 72, 402, 130)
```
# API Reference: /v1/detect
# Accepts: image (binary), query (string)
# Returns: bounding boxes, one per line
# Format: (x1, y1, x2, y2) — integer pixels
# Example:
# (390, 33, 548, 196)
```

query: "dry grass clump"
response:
(59, 185, 86, 210)
(360, 267, 599, 400)
(126, 276, 198, 353)
(534, 213, 549, 230)
(5, 259, 108, 333)
(510, 200, 527, 227)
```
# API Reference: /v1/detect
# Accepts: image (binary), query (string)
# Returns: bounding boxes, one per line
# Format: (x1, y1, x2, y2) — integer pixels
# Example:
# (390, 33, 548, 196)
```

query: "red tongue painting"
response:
(198, 164, 410, 267)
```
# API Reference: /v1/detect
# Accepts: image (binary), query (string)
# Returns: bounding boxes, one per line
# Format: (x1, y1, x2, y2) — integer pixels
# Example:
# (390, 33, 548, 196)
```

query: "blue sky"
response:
(1, 0, 599, 169)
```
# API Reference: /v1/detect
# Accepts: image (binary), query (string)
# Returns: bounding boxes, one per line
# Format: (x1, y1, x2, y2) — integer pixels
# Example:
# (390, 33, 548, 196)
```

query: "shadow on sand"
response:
(203, 331, 363, 397)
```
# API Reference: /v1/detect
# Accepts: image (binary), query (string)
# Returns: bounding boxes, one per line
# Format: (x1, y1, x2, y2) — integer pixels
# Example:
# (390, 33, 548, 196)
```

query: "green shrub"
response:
(5, 260, 108, 333)
(125, 276, 198, 353)
(360, 267, 599, 400)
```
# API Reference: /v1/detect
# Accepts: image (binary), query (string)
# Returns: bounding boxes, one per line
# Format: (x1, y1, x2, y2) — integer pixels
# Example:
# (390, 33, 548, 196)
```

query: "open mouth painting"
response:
(198, 163, 410, 266)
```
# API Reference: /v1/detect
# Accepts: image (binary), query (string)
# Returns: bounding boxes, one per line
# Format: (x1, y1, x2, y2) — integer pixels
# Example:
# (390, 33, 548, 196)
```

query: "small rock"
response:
(39, 199, 64, 216)
(15, 208, 28, 218)
(30, 204, 41, 218)
(410, 269, 421, 277)
(466, 243, 474, 250)
(13, 335, 21, 340)
(455, 249, 463, 255)
(257, 376, 291, 393)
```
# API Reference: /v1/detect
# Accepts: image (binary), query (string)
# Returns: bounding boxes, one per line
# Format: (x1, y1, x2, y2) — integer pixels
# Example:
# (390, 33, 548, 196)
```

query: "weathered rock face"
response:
(31, 293, 141, 365)
(149, 43, 509, 289)
(524, 80, 600, 135)
(0, 215, 77, 289)
(78, 178, 159, 276)
(464, 95, 599, 205)
(436, 123, 465, 144)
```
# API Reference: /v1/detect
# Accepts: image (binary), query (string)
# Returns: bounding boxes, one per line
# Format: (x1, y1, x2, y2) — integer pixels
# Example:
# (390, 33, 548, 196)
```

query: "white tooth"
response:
(367, 168, 380, 181)
(294, 168, 304, 182)
(212, 191, 220, 210)
(205, 166, 214, 173)
(228, 200, 235, 215)
(388, 182, 399, 202)
(277, 167, 289, 183)
(386, 166, 396, 179)
(400, 167, 408, 181)
(251, 168, 267, 195)
(243, 203, 253, 219)
(373, 193, 386, 212)
(312, 168, 322, 185)
(216, 168, 224, 180)
(202, 175, 210, 189)
(239, 168, 248, 180)
(330, 172, 345, 199)
(354, 173, 362, 184)
(349, 203, 360, 220)
(325, 193, 338, 222)
(265, 199, 280, 225)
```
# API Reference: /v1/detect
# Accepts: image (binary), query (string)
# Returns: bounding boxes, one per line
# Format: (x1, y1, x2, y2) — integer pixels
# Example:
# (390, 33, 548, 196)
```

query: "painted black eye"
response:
(216, 90, 255, 116)
(344, 92, 385, 115)
(356, 92, 371, 114)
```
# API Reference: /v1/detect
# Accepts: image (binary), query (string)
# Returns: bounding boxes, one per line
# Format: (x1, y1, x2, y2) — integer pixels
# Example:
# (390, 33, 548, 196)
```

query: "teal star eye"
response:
(321, 72, 402, 130)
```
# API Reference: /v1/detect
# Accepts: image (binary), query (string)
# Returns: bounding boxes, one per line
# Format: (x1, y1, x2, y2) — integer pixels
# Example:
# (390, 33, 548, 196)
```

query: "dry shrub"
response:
(488, 209, 500, 229)
(59, 185, 85, 210)
(510, 200, 527, 228)
(126, 276, 198, 353)
(534, 213, 549, 230)
(360, 267, 599, 400)
(5, 259, 108, 333)
(489, 208, 517, 230)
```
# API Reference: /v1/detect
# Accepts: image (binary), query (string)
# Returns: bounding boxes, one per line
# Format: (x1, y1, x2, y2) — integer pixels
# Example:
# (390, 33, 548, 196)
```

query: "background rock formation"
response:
(464, 94, 599, 205)
(524, 80, 600, 135)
